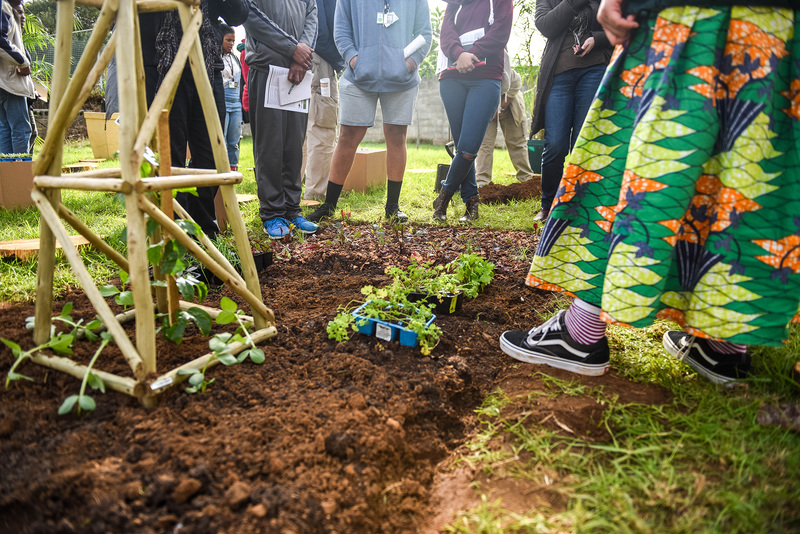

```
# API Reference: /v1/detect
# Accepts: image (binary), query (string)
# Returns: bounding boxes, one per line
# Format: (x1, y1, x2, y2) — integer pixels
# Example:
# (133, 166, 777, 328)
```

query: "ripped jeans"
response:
(439, 77, 501, 202)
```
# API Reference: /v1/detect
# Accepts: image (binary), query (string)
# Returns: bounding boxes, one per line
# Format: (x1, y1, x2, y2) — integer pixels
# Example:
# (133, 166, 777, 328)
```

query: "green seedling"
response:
(58, 331, 113, 415)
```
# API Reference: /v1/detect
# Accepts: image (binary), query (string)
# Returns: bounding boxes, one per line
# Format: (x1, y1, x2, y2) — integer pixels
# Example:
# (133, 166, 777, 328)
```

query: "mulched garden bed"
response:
(0, 222, 669, 534)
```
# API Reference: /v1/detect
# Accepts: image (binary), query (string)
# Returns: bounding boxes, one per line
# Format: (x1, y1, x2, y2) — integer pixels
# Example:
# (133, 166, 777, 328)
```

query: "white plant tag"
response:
(150, 376, 173, 390)
(375, 323, 392, 342)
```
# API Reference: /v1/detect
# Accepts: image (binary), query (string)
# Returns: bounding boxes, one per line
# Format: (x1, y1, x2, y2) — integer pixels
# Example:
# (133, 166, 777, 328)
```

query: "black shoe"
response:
(308, 202, 336, 223)
(433, 187, 454, 221)
(500, 311, 610, 376)
(459, 194, 479, 223)
(662, 331, 750, 386)
(385, 205, 408, 223)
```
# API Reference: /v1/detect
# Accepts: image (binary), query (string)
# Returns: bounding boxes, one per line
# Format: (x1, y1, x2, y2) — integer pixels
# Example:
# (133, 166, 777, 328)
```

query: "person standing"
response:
(530, 0, 613, 222)
(500, 0, 800, 384)
(432, 0, 514, 223)
(475, 52, 534, 187)
(303, 0, 345, 202)
(307, 0, 432, 223)
(220, 24, 242, 171)
(0, 0, 35, 155)
(244, 0, 319, 239)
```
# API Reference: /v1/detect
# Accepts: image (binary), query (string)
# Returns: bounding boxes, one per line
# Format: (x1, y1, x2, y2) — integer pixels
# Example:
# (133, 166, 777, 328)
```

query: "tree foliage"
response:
(25, 0, 99, 35)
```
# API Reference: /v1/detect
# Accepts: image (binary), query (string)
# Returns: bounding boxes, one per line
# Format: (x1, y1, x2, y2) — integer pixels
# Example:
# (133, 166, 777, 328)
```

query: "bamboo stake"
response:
(75, 309, 138, 340)
(139, 196, 273, 322)
(171, 200, 246, 285)
(158, 110, 180, 322)
(34, 176, 130, 192)
(30, 352, 139, 397)
(150, 326, 277, 390)
(137, 173, 242, 191)
(130, 9, 203, 166)
(53, 167, 123, 178)
(117, 0, 156, 376)
(132, 12, 148, 141)
(77, 0, 199, 10)
(31, 189, 144, 377)
(170, 167, 221, 175)
(57, 204, 130, 272)
(34, 0, 119, 176)
(33, 0, 74, 345)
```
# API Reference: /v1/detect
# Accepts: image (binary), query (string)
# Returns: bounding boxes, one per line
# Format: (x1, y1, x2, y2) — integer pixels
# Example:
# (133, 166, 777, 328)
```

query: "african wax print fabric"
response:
(527, 6, 800, 346)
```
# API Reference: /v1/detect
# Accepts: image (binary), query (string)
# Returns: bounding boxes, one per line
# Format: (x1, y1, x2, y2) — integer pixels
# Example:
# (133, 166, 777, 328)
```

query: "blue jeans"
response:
(439, 78, 501, 202)
(0, 88, 32, 154)
(223, 85, 242, 167)
(541, 64, 606, 212)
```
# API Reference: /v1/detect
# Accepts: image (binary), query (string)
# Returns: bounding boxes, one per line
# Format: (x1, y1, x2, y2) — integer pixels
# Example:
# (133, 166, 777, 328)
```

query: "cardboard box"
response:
(343, 148, 386, 192)
(0, 160, 34, 210)
(84, 111, 120, 160)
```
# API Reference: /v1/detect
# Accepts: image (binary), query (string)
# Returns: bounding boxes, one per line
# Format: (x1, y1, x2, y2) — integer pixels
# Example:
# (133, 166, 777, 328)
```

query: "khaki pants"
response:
(476, 109, 534, 187)
(302, 54, 339, 200)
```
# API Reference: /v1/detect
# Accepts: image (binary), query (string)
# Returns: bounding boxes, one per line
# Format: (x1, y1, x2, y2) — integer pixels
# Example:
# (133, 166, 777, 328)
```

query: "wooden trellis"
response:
(30, 0, 275, 407)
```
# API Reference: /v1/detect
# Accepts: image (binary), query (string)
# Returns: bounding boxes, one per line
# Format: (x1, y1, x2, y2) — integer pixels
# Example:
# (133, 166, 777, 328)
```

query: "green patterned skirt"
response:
(527, 6, 800, 346)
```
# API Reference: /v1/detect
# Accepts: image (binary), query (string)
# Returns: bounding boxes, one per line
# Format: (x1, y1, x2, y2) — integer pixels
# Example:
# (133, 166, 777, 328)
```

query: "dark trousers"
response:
(248, 67, 307, 222)
(145, 65, 225, 239)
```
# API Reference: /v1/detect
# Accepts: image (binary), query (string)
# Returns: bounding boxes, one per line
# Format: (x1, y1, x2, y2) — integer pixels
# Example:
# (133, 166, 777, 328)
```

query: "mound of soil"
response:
(0, 223, 669, 533)
(479, 177, 542, 205)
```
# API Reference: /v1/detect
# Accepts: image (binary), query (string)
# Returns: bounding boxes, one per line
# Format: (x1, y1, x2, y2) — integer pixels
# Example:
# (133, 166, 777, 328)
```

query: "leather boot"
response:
(459, 195, 480, 222)
(432, 187, 454, 221)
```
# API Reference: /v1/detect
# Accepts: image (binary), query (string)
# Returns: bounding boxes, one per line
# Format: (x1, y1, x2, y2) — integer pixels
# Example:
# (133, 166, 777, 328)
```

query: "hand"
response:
(573, 36, 595, 57)
(349, 55, 358, 69)
(288, 62, 306, 85)
(455, 52, 479, 74)
(16, 65, 30, 76)
(598, 0, 639, 46)
(405, 57, 417, 73)
(292, 43, 313, 69)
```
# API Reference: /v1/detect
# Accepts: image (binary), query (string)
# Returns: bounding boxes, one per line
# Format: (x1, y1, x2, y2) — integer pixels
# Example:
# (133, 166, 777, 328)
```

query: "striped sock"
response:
(706, 339, 747, 355)
(564, 299, 606, 346)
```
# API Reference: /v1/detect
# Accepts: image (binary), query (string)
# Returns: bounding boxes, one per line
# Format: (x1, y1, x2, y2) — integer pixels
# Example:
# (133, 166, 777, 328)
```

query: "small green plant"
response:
(451, 253, 495, 299)
(58, 331, 113, 415)
(177, 297, 266, 393)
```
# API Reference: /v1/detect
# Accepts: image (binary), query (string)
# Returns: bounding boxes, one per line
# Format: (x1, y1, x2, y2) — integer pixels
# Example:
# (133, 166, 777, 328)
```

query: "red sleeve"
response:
(468, 0, 514, 62)
(240, 46, 250, 112)
(439, 4, 465, 63)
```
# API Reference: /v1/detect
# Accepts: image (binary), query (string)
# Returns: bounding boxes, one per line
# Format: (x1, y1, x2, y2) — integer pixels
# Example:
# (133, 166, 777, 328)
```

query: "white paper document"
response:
(404, 35, 426, 58)
(264, 65, 311, 113)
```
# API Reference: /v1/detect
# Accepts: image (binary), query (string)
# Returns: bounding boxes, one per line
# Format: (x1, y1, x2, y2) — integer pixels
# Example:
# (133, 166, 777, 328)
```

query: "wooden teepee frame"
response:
(30, 0, 275, 407)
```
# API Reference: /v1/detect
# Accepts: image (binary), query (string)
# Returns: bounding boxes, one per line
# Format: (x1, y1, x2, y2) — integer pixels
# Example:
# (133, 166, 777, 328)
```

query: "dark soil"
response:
(479, 177, 542, 204)
(0, 223, 670, 534)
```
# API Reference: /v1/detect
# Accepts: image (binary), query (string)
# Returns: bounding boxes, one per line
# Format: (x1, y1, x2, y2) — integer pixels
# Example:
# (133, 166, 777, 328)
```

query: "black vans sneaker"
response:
(308, 202, 336, 223)
(500, 311, 610, 376)
(662, 331, 750, 386)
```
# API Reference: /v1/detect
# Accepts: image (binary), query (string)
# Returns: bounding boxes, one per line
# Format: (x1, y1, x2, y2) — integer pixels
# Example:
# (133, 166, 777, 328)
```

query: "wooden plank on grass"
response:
(0, 235, 94, 261)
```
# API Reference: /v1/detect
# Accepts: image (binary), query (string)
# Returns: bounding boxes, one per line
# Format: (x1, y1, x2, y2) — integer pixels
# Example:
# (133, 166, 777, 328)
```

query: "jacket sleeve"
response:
(408, 0, 432, 68)
(300, 0, 318, 49)
(468, 0, 513, 63)
(316, 0, 344, 70)
(209, 0, 249, 27)
(243, 0, 302, 60)
(334, 0, 357, 66)
(0, 9, 28, 67)
(439, 4, 463, 63)
(535, 0, 590, 39)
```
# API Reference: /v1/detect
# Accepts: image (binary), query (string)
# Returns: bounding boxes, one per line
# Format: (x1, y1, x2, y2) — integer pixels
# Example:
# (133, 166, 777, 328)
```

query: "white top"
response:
(221, 52, 241, 85)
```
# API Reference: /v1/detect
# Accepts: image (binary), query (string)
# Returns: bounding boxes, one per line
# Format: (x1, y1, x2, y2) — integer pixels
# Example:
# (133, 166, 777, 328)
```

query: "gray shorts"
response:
(338, 77, 419, 127)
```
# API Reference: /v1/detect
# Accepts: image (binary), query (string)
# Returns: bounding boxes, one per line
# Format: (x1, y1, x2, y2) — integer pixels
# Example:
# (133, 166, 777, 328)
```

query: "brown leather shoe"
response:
(432, 187, 454, 221)
(459, 195, 479, 222)
(533, 209, 549, 222)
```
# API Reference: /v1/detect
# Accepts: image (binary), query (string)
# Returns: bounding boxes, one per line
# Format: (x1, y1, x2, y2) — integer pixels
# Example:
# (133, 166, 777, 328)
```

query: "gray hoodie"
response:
(335, 0, 432, 93)
(243, 0, 317, 73)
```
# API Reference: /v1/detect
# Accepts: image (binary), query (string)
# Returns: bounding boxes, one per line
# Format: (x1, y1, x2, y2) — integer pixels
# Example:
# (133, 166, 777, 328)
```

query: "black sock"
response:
(324, 181, 343, 207)
(386, 179, 403, 208)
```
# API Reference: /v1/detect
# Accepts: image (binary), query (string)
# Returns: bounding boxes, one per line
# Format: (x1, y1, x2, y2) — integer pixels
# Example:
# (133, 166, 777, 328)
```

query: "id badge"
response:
(384, 11, 398, 27)
(377, 12, 384, 24)
(228, 81, 238, 89)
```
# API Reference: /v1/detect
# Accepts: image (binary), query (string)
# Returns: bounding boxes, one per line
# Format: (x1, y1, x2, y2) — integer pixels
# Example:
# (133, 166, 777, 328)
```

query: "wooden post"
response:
(33, 0, 75, 345)
(158, 110, 180, 322)
(117, 0, 157, 376)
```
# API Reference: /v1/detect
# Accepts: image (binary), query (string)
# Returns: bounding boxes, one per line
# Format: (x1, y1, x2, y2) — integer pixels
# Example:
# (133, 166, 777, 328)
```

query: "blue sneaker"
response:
(263, 217, 290, 240)
(289, 216, 319, 235)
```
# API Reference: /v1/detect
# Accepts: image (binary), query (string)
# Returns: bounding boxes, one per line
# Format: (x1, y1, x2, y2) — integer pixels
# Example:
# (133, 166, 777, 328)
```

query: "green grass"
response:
(0, 137, 539, 302)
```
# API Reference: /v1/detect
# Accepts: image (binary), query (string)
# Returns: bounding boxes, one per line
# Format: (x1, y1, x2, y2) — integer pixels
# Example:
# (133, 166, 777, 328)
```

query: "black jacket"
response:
(530, 0, 612, 136)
